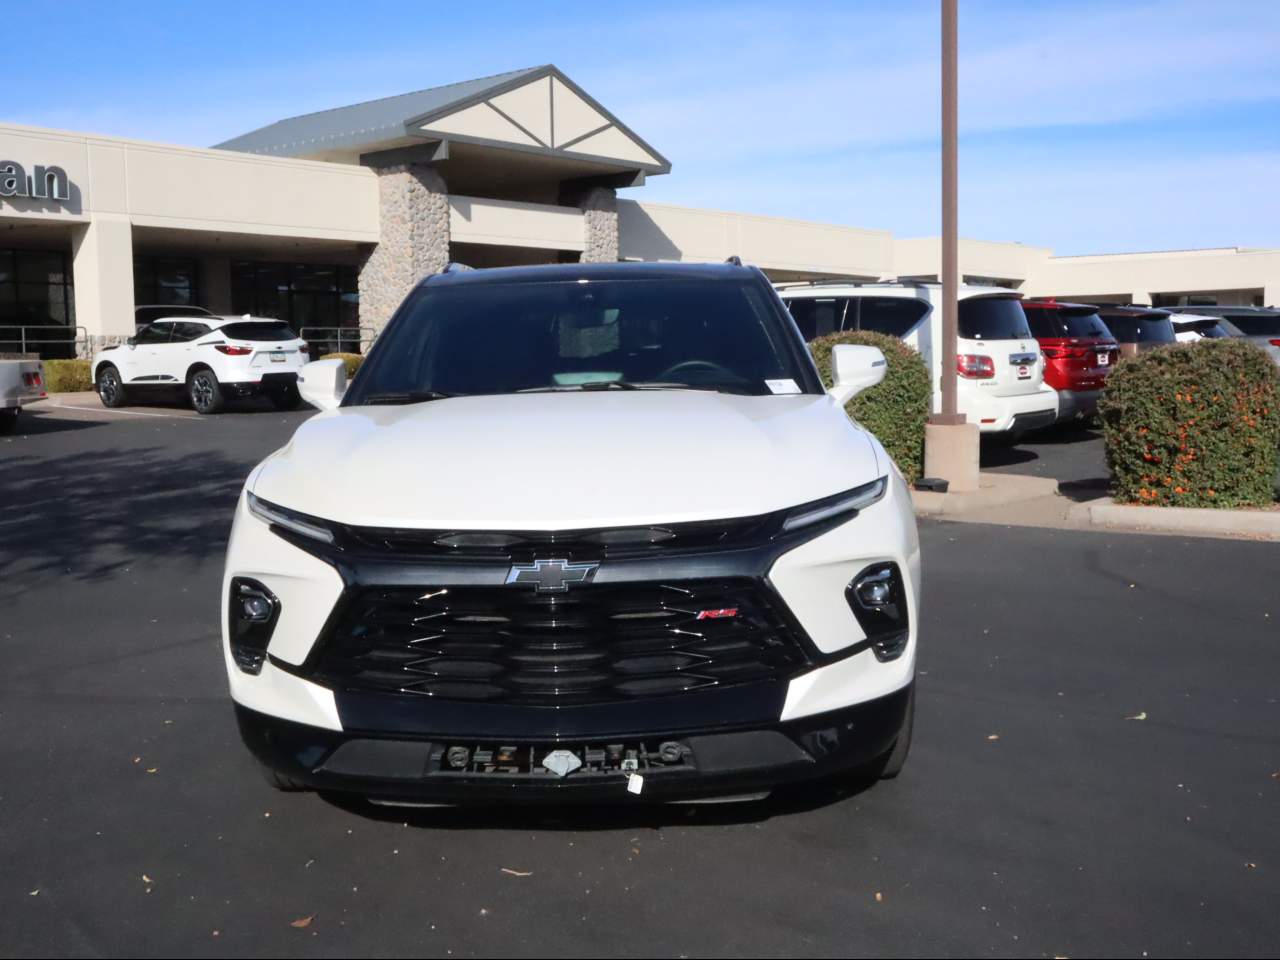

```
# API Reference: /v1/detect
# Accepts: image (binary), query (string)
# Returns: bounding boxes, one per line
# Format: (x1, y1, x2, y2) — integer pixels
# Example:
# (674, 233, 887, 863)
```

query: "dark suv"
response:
(1093, 305, 1177, 356)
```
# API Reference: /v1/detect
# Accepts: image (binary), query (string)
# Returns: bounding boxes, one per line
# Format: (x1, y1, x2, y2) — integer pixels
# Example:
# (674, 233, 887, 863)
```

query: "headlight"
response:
(247, 491, 335, 544)
(781, 476, 887, 532)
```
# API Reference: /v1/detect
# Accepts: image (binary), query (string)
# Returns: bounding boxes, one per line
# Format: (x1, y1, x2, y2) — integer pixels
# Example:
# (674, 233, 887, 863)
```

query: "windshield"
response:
(1024, 306, 1113, 339)
(222, 321, 298, 342)
(346, 277, 813, 403)
(958, 297, 1033, 340)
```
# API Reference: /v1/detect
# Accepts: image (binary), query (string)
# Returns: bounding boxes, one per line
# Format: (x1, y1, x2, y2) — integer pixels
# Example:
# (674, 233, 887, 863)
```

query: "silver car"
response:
(1165, 306, 1280, 365)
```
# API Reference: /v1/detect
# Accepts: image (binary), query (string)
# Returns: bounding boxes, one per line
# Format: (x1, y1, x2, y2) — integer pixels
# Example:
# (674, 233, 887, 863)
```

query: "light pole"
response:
(940, 0, 959, 423)
(922, 0, 980, 491)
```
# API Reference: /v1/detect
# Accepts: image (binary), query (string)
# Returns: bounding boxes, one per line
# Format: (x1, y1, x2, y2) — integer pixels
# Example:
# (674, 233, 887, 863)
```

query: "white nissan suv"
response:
(223, 262, 921, 805)
(92, 315, 308, 414)
(778, 282, 1058, 440)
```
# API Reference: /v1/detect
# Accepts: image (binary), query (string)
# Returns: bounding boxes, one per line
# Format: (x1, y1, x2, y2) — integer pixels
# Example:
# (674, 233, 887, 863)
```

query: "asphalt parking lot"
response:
(982, 421, 1110, 499)
(2, 402, 1277, 958)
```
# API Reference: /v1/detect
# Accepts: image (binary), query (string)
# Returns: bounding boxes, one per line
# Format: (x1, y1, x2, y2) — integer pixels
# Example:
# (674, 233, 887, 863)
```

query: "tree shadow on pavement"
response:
(0, 445, 249, 591)
(1058, 477, 1113, 502)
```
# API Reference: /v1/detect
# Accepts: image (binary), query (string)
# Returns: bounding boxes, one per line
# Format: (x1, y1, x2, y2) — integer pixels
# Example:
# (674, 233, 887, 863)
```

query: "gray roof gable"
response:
(212, 66, 547, 156)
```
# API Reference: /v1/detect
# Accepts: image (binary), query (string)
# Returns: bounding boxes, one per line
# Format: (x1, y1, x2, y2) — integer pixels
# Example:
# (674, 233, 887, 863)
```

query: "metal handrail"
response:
(0, 325, 88, 357)
(298, 326, 374, 353)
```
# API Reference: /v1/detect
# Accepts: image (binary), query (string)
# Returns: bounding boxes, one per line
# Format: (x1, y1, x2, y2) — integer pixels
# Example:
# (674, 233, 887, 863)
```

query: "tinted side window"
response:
(174, 322, 211, 342)
(856, 297, 928, 338)
(135, 323, 173, 345)
(784, 298, 844, 341)
(958, 298, 1033, 340)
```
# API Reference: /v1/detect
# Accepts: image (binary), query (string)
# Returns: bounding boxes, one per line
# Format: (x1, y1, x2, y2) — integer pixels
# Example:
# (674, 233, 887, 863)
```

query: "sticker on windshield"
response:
(765, 379, 801, 395)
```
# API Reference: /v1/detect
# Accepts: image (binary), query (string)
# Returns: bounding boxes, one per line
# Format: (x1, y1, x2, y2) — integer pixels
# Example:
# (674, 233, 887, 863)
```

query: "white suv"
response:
(223, 262, 921, 805)
(778, 282, 1058, 439)
(92, 315, 309, 414)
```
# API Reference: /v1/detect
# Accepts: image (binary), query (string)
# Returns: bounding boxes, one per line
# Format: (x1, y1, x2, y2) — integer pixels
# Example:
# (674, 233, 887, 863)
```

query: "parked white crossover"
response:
(778, 282, 1058, 439)
(223, 261, 921, 804)
(92, 315, 308, 414)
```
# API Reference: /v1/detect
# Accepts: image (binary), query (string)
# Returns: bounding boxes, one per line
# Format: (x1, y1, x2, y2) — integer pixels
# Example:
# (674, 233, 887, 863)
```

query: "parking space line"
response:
(43, 403, 202, 420)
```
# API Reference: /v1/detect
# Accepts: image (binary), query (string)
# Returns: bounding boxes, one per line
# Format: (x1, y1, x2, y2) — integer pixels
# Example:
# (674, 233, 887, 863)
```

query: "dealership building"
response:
(2, 64, 1278, 358)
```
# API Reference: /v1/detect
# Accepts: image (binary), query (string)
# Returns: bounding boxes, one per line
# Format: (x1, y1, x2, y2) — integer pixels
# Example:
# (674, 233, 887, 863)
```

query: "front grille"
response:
(309, 579, 811, 706)
(337, 514, 780, 563)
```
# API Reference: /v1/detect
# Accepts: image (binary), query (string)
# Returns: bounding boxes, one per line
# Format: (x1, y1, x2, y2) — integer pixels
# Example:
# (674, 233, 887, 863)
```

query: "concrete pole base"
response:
(924, 422, 981, 493)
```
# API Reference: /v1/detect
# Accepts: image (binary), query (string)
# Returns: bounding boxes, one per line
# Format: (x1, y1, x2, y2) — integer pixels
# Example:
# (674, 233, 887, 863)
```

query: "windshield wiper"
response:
(357, 390, 455, 406)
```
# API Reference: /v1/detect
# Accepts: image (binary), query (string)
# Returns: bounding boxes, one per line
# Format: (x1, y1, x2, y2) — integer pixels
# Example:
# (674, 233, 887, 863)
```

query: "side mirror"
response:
(297, 358, 347, 411)
(126, 336, 136, 347)
(828, 344, 887, 406)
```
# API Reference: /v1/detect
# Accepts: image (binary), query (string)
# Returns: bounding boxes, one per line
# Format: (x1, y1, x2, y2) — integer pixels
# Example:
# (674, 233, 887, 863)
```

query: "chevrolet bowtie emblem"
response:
(505, 558, 598, 593)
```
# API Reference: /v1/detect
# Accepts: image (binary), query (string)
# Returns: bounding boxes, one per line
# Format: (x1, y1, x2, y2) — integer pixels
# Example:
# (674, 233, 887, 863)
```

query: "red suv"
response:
(1021, 300, 1119, 422)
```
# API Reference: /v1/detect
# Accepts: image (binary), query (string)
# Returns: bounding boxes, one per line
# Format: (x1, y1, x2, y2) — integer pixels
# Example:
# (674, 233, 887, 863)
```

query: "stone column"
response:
(358, 164, 450, 334)
(71, 215, 135, 358)
(579, 186, 618, 264)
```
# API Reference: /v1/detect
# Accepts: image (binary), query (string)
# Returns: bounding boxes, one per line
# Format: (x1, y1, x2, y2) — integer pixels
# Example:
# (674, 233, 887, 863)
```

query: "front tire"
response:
(187, 368, 225, 415)
(96, 365, 129, 408)
(0, 408, 18, 436)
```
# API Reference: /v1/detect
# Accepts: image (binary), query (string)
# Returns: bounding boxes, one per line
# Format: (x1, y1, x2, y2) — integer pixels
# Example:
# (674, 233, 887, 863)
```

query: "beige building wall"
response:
(0, 122, 381, 343)
(890, 235, 1280, 306)
(893, 237, 1052, 285)
(1025, 247, 1280, 306)
(618, 200, 893, 280)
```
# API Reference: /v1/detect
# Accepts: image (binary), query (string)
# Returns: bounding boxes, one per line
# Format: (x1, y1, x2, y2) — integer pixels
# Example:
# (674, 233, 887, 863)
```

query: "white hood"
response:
(252, 391, 882, 530)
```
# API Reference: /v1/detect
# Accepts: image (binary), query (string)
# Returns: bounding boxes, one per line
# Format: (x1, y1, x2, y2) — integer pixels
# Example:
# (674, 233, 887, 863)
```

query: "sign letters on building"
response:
(0, 161, 71, 202)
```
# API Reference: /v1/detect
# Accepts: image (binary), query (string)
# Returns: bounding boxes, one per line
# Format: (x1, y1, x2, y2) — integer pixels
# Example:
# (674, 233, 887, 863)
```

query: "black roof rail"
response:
(725, 255, 743, 267)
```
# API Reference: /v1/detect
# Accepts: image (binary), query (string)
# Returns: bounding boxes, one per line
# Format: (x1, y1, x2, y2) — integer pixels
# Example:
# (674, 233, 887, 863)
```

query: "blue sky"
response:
(8, 0, 1278, 255)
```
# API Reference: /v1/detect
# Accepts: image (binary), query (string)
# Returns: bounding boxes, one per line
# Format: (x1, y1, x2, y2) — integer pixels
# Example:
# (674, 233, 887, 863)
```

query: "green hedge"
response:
(808, 330, 932, 484)
(43, 359, 93, 393)
(1098, 339, 1280, 507)
(320, 352, 364, 378)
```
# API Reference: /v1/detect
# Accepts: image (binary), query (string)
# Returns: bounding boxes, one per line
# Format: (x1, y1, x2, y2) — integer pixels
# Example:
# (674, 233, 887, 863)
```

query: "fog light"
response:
(242, 595, 272, 622)
(846, 563, 909, 662)
(228, 578, 280, 675)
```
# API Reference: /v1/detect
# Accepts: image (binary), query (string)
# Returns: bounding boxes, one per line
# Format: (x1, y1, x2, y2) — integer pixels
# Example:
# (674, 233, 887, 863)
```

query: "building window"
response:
(0, 248, 76, 358)
(230, 260, 361, 352)
(134, 256, 199, 306)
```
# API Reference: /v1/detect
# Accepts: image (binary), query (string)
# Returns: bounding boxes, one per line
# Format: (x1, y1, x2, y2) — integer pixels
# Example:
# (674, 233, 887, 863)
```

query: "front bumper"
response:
(223, 469, 922, 801)
(236, 681, 912, 803)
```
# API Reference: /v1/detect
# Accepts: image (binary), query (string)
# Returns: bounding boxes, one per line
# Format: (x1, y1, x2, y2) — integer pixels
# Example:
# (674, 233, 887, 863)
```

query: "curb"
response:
(911, 474, 1059, 517)
(1084, 501, 1280, 540)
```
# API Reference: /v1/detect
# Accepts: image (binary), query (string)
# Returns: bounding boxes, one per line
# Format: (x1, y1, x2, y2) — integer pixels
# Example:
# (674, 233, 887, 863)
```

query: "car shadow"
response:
(1030, 421, 1102, 445)
(8, 414, 105, 437)
(978, 440, 1038, 468)
(0, 444, 250, 590)
(318, 772, 883, 830)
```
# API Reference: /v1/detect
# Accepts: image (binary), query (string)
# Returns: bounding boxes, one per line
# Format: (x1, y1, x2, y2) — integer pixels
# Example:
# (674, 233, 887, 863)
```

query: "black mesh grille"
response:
(309, 579, 811, 706)
(337, 515, 780, 563)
